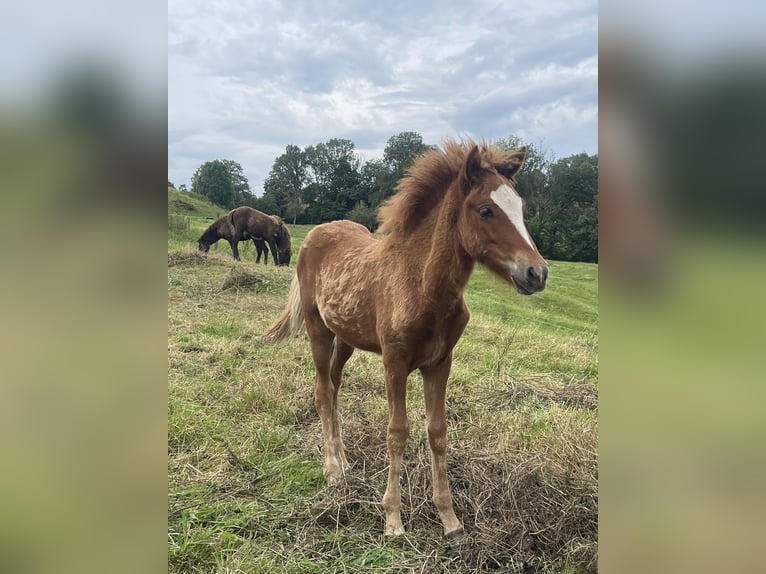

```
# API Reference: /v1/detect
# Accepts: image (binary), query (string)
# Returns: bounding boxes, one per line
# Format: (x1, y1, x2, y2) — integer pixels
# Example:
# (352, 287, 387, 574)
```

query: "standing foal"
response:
(263, 140, 548, 537)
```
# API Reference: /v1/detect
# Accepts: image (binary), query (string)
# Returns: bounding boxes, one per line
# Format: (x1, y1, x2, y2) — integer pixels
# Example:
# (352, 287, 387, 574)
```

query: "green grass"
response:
(168, 193, 597, 573)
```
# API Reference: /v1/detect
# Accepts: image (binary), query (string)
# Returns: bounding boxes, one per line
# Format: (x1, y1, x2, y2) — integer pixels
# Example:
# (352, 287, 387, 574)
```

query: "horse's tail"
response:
(261, 274, 304, 343)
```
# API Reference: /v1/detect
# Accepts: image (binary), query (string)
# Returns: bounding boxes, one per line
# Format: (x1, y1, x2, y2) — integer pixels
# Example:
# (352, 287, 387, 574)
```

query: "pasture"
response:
(168, 193, 598, 573)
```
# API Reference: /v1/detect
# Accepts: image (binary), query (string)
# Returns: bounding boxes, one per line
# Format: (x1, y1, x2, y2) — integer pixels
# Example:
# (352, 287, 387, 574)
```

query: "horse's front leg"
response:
(421, 354, 463, 538)
(229, 240, 240, 261)
(267, 238, 279, 266)
(382, 355, 410, 536)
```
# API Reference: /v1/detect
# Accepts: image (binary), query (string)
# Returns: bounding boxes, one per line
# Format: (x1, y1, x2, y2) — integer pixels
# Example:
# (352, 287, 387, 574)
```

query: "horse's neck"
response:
(419, 192, 474, 303)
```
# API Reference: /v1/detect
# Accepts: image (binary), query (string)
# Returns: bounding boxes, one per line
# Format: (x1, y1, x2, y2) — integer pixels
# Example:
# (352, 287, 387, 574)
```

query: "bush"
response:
(346, 201, 378, 232)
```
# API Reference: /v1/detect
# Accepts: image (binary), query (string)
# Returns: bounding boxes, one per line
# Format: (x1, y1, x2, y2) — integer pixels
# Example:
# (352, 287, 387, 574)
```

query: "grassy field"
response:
(168, 189, 598, 573)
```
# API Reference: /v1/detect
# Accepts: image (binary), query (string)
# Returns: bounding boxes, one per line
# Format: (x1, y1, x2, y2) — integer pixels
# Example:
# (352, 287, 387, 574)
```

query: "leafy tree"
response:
(545, 153, 598, 262)
(191, 160, 234, 208)
(382, 132, 431, 198)
(253, 131, 597, 262)
(548, 153, 598, 206)
(343, 132, 431, 222)
(262, 145, 306, 223)
(358, 158, 395, 213)
(303, 139, 361, 221)
(384, 132, 430, 172)
(221, 159, 255, 206)
(305, 139, 358, 183)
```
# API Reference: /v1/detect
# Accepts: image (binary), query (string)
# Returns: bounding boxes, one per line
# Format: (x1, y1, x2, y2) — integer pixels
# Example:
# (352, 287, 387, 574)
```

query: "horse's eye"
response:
(479, 205, 493, 219)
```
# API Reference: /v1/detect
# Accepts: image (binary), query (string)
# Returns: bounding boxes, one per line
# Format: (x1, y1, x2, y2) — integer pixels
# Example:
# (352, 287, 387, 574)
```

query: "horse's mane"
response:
(199, 216, 227, 243)
(377, 138, 524, 236)
(279, 222, 292, 254)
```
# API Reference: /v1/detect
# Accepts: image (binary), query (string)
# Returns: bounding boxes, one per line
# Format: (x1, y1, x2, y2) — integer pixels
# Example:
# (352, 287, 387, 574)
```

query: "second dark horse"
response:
(198, 206, 292, 265)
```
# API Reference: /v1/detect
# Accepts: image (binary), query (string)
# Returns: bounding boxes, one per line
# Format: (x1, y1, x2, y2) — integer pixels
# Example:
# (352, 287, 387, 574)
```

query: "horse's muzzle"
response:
(512, 264, 548, 294)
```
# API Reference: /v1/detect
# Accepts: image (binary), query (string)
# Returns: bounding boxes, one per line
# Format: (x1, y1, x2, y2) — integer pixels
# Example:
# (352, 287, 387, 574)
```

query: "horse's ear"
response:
(497, 146, 527, 180)
(462, 145, 482, 191)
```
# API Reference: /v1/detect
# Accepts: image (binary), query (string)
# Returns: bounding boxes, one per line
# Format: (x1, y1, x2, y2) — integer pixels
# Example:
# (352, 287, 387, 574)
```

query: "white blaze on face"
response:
(490, 183, 534, 248)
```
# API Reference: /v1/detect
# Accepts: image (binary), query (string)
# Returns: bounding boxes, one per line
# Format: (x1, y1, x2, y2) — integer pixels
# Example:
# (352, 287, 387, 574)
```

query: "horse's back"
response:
(303, 220, 374, 250)
(231, 206, 269, 229)
(229, 206, 281, 240)
(299, 220, 377, 281)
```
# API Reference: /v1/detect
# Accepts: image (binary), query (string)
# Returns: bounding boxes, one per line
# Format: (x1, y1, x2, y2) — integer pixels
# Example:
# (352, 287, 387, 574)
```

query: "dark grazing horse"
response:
(198, 207, 292, 265)
(262, 139, 548, 538)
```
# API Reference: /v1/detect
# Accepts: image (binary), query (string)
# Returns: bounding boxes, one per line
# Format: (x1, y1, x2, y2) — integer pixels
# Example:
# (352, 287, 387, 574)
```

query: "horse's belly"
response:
(317, 296, 380, 352)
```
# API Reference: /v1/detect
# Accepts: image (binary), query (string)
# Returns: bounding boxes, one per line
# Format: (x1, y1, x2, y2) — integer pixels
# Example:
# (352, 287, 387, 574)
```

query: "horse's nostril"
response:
(525, 265, 547, 288)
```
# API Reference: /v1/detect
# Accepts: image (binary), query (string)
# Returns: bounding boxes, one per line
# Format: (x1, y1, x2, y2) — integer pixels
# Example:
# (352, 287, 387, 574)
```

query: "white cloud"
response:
(168, 0, 597, 192)
(524, 56, 598, 89)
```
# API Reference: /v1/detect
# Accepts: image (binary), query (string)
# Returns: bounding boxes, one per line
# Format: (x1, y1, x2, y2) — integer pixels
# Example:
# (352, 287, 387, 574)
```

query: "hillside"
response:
(168, 186, 228, 219)
(168, 186, 230, 252)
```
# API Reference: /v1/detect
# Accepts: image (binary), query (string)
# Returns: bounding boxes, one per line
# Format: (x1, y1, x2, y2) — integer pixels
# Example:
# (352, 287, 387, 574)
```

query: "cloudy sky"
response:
(168, 0, 597, 193)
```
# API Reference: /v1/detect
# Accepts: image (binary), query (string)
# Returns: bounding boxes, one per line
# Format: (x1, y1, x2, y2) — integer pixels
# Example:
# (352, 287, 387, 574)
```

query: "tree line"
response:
(183, 131, 597, 262)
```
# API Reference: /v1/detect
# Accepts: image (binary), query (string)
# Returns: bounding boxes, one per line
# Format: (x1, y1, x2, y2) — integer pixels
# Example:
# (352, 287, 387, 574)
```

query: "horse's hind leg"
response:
(305, 311, 345, 485)
(330, 338, 354, 471)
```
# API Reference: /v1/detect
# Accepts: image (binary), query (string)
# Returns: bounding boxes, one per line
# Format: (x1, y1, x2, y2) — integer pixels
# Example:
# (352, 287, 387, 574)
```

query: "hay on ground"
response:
(282, 417, 598, 573)
(492, 373, 599, 410)
(221, 265, 262, 290)
(167, 251, 208, 266)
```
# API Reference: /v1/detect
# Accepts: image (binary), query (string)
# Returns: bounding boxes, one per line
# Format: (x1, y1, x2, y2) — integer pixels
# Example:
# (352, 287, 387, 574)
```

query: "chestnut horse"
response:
(262, 140, 548, 538)
(198, 207, 292, 265)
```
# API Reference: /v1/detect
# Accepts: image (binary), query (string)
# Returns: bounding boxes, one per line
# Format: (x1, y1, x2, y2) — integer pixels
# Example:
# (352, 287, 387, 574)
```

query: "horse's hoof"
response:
(445, 525, 464, 542)
(384, 526, 405, 537)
